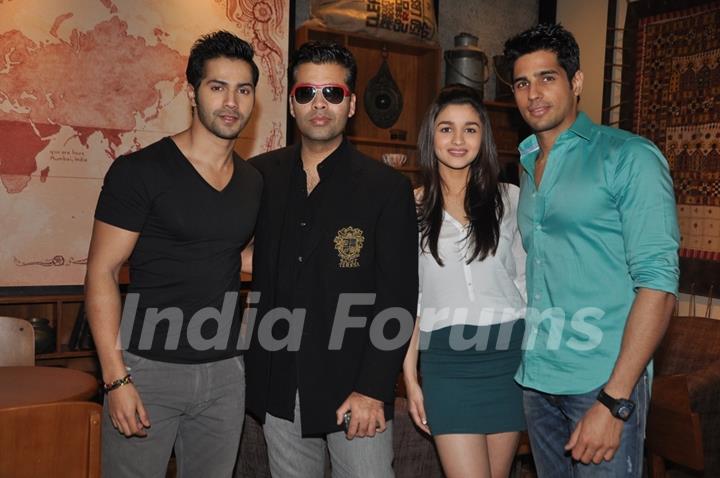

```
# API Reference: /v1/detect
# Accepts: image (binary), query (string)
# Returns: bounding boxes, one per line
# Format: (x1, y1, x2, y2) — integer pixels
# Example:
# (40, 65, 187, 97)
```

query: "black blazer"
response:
(246, 139, 418, 435)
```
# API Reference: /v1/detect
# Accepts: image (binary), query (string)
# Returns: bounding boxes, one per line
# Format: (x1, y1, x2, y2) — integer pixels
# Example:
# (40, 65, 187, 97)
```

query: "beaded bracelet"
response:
(103, 373, 133, 393)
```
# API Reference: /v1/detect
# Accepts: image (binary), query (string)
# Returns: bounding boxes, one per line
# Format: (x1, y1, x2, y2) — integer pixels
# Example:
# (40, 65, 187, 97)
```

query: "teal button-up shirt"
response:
(515, 112, 679, 394)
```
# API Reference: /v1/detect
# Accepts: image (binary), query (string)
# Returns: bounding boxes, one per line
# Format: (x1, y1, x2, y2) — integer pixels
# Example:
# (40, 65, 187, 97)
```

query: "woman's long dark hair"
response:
(418, 84, 504, 266)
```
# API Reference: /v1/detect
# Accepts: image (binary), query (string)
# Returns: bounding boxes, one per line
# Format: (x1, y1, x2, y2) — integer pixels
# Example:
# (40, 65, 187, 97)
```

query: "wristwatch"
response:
(597, 388, 636, 421)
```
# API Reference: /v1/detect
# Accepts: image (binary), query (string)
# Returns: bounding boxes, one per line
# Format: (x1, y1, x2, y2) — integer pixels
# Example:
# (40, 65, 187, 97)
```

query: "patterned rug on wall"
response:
(633, 1, 720, 262)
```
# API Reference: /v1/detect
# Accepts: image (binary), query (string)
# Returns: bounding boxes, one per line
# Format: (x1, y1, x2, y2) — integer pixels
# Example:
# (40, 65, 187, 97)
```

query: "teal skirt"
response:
(419, 320, 526, 435)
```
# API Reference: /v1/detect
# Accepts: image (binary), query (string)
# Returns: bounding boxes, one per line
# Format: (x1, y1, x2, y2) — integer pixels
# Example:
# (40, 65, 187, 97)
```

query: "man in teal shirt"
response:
(504, 24, 679, 477)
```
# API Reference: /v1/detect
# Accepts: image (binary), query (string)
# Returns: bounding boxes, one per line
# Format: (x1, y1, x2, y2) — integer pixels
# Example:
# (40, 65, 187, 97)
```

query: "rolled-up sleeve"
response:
(614, 139, 680, 296)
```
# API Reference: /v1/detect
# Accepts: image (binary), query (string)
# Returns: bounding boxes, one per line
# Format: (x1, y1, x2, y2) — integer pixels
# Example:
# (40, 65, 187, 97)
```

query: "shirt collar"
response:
(568, 111, 593, 141)
(518, 111, 593, 159)
(294, 136, 348, 180)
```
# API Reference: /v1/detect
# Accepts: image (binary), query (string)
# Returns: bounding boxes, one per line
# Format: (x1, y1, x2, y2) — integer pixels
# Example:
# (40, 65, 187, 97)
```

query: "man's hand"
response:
(565, 402, 624, 464)
(107, 383, 151, 437)
(335, 391, 386, 439)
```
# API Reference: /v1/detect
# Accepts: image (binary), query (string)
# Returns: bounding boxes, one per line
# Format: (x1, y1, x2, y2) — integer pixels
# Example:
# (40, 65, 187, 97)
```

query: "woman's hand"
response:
(404, 376, 430, 434)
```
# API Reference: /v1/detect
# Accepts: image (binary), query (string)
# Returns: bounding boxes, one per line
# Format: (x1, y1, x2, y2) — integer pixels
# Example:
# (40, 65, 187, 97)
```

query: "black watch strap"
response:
(597, 388, 636, 421)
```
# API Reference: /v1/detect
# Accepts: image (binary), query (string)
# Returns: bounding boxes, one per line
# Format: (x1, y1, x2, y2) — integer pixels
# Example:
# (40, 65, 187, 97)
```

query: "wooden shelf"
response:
(398, 166, 420, 173)
(36, 349, 96, 360)
(0, 294, 84, 304)
(347, 136, 416, 148)
(0, 293, 94, 369)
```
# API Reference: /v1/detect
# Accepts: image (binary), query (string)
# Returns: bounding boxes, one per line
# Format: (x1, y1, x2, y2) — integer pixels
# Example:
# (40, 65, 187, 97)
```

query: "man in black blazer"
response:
(245, 41, 418, 477)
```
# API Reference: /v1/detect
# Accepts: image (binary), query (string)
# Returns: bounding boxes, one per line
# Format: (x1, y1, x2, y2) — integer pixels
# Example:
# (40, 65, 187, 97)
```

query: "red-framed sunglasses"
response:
(290, 83, 351, 104)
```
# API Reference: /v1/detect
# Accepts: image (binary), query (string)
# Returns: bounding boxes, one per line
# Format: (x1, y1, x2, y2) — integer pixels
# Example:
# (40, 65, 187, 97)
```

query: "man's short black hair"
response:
(186, 30, 260, 91)
(503, 23, 580, 81)
(289, 40, 357, 91)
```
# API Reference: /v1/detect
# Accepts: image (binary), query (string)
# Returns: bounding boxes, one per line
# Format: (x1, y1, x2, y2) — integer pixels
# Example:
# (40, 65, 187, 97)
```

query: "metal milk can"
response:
(444, 33, 490, 98)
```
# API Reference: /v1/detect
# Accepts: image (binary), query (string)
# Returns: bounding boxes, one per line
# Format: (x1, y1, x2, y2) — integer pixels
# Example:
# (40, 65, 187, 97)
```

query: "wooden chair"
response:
(0, 401, 102, 478)
(0, 316, 34, 366)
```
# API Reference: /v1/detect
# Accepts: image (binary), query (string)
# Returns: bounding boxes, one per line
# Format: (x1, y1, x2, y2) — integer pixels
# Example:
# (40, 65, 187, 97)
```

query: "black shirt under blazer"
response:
(246, 139, 418, 435)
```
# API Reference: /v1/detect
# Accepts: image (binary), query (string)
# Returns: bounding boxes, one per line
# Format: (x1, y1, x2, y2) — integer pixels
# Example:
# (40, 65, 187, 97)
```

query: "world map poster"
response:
(0, 0, 289, 286)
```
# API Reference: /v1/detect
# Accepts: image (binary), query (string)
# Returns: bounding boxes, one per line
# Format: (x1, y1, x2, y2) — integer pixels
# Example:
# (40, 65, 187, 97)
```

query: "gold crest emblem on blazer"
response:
(334, 226, 364, 268)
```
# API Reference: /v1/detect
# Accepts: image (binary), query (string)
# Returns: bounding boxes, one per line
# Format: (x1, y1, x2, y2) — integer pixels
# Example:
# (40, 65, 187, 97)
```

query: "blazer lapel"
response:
(266, 146, 298, 273)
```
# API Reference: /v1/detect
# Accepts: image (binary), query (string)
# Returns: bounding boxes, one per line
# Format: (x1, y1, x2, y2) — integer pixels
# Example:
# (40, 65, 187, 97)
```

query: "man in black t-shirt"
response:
(85, 31, 261, 478)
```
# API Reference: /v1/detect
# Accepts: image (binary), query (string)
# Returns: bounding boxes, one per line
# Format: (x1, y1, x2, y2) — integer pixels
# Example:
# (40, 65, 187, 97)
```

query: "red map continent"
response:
(0, 16, 187, 193)
(0, 122, 60, 193)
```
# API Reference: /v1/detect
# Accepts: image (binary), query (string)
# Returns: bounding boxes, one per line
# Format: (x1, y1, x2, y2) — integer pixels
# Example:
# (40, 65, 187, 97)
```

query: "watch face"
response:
(598, 390, 636, 421)
(617, 405, 631, 420)
(615, 400, 635, 421)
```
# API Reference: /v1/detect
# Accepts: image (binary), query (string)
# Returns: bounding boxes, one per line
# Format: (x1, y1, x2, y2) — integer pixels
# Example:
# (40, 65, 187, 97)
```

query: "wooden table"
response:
(0, 366, 98, 409)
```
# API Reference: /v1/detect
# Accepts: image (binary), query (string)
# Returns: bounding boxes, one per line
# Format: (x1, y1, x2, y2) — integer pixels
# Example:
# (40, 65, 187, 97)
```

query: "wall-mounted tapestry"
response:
(633, 1, 720, 261)
(0, 0, 290, 287)
(620, 0, 720, 297)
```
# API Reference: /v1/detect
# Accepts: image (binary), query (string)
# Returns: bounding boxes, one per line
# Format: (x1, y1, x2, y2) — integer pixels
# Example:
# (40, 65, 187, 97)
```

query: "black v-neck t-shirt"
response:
(95, 137, 262, 363)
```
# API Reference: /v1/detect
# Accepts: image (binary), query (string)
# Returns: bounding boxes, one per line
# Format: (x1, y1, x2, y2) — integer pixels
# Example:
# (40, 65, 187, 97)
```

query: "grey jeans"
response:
(263, 392, 394, 478)
(102, 351, 245, 478)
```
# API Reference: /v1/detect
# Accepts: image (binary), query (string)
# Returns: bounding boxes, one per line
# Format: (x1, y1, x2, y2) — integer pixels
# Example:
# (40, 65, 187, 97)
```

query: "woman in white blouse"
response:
(403, 84, 527, 478)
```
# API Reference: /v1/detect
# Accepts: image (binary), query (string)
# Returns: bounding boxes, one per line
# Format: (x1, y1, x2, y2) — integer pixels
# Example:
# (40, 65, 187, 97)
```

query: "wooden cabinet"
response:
(0, 293, 98, 372)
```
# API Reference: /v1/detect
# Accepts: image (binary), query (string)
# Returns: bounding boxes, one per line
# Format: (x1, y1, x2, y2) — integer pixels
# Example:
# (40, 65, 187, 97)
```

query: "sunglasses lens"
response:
(294, 86, 316, 104)
(293, 85, 347, 104)
(322, 86, 345, 104)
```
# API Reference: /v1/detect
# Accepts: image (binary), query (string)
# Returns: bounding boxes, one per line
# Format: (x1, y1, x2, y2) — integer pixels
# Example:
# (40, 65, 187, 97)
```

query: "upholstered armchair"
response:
(646, 315, 720, 477)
